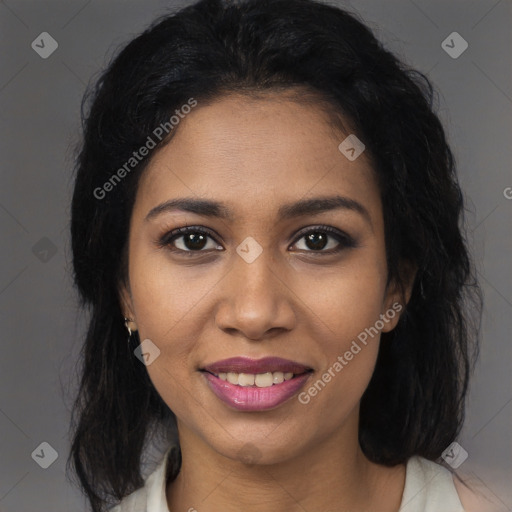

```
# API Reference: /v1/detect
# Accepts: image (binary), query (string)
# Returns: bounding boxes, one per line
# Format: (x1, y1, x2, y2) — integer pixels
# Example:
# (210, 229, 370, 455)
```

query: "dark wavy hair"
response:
(67, 0, 482, 510)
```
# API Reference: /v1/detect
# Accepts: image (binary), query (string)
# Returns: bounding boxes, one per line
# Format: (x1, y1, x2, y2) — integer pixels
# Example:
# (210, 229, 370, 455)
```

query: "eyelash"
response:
(157, 225, 357, 256)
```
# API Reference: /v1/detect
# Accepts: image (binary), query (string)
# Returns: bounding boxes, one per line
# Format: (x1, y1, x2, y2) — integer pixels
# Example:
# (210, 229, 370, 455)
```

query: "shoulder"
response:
(402, 456, 503, 512)
(400, 456, 465, 511)
(108, 446, 175, 512)
(452, 472, 503, 512)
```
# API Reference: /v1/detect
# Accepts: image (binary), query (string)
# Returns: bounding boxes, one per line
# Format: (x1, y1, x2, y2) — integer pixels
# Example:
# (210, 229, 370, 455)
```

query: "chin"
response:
(209, 434, 303, 466)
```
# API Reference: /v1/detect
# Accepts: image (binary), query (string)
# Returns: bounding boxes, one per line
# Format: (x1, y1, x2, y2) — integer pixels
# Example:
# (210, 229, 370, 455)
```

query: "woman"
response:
(67, 0, 486, 510)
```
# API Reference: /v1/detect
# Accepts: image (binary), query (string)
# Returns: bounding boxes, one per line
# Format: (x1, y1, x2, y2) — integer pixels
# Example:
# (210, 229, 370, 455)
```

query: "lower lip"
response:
(201, 371, 312, 411)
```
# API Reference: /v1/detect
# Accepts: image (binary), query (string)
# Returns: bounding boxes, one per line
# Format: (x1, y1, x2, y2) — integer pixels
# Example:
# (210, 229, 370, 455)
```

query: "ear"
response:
(381, 260, 417, 333)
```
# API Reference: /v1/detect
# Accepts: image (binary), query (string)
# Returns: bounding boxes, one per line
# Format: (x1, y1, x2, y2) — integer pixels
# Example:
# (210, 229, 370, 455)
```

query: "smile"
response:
(211, 370, 298, 387)
(200, 370, 313, 411)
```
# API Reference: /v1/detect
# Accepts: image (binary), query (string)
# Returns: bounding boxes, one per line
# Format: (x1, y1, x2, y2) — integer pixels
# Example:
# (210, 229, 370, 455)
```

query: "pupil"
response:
(306, 232, 327, 250)
(183, 232, 328, 251)
(186, 233, 207, 250)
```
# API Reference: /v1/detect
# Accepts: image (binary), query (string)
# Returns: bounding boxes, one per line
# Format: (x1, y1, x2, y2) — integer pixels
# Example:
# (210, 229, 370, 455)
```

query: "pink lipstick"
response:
(200, 356, 313, 411)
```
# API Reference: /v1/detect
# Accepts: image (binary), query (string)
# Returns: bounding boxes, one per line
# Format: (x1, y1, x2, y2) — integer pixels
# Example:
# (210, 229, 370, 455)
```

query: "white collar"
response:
(143, 445, 175, 512)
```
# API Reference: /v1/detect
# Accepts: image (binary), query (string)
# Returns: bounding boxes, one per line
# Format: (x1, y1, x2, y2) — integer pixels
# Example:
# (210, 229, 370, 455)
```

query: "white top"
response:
(109, 447, 465, 512)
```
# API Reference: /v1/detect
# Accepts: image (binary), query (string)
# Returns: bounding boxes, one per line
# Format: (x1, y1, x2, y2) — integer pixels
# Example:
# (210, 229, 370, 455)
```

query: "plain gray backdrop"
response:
(0, 0, 511, 510)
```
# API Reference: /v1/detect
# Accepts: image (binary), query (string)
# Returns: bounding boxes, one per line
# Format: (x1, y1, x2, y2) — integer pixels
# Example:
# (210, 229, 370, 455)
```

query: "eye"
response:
(159, 226, 223, 254)
(158, 224, 357, 256)
(290, 225, 357, 253)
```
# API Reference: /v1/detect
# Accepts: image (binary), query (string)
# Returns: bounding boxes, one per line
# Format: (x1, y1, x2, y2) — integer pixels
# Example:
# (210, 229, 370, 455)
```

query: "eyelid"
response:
(158, 224, 357, 255)
(289, 224, 357, 251)
(157, 225, 221, 248)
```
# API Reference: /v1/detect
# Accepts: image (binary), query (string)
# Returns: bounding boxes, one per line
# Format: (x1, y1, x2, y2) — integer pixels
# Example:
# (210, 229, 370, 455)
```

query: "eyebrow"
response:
(145, 195, 373, 229)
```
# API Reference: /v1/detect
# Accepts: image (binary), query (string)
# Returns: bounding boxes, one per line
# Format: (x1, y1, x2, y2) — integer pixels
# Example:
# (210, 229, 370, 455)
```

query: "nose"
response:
(214, 249, 296, 341)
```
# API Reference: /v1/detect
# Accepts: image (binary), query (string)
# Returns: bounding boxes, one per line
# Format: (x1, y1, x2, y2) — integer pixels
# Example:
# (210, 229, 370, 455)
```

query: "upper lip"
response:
(201, 356, 313, 375)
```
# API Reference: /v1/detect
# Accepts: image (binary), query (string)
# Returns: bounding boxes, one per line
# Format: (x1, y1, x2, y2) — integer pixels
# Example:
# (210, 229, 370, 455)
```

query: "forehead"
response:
(135, 92, 380, 224)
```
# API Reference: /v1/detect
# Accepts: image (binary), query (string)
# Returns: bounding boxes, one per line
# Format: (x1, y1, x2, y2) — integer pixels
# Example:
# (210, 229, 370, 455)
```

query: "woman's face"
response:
(121, 91, 406, 464)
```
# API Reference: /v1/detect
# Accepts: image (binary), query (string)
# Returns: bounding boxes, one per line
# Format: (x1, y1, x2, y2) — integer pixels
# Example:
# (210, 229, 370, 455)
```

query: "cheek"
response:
(126, 257, 216, 410)
(295, 252, 387, 400)
(127, 257, 206, 417)
(128, 246, 220, 343)
(298, 271, 385, 422)
(297, 254, 388, 339)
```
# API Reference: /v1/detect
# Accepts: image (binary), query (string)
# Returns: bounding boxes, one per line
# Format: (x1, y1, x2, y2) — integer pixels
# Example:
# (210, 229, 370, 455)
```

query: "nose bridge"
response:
(232, 241, 279, 306)
(215, 242, 294, 339)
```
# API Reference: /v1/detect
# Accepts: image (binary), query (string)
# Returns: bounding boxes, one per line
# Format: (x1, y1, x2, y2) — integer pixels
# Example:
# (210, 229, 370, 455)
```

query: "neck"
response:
(166, 413, 405, 512)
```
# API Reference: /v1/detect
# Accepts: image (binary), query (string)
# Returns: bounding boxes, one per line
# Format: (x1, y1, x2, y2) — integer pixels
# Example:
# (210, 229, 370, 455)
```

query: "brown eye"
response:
(303, 232, 330, 251)
(160, 226, 223, 254)
(290, 226, 357, 253)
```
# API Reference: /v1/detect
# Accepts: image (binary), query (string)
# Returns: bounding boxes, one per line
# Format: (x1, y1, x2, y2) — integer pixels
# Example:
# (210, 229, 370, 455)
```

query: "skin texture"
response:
(454, 474, 504, 512)
(120, 91, 416, 511)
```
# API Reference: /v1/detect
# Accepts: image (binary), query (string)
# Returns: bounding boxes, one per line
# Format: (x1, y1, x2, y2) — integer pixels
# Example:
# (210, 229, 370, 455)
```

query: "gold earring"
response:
(124, 317, 137, 336)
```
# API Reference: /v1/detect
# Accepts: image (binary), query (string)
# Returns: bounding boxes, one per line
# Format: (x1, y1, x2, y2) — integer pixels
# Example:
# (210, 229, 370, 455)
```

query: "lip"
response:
(201, 356, 313, 375)
(201, 371, 313, 411)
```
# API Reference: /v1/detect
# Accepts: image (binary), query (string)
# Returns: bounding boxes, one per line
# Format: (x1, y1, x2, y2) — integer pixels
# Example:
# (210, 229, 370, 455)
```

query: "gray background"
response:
(0, 0, 511, 510)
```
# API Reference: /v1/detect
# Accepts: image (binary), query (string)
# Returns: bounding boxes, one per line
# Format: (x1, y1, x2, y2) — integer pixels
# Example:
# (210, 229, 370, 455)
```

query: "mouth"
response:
(199, 356, 314, 411)
(200, 369, 313, 388)
(200, 356, 314, 374)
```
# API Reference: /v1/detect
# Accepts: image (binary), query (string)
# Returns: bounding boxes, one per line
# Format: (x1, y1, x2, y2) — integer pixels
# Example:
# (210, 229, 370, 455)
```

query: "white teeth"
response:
(226, 372, 238, 385)
(273, 371, 284, 384)
(255, 372, 273, 387)
(216, 370, 301, 387)
(238, 373, 255, 386)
